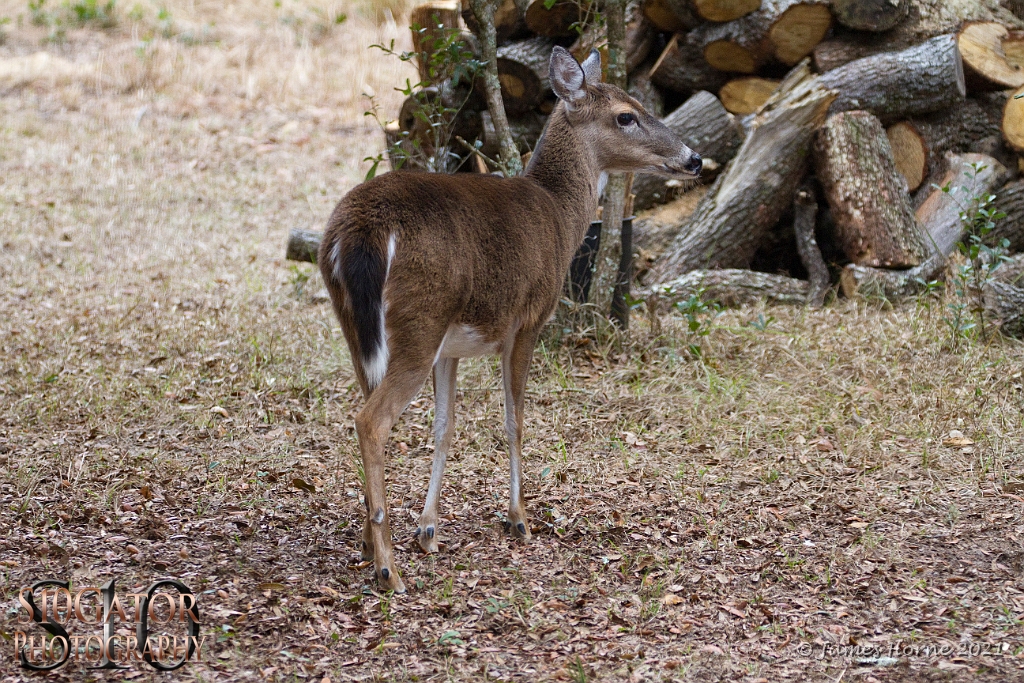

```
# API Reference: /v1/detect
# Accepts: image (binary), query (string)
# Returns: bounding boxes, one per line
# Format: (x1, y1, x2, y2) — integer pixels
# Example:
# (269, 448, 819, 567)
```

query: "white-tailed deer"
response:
(319, 47, 701, 592)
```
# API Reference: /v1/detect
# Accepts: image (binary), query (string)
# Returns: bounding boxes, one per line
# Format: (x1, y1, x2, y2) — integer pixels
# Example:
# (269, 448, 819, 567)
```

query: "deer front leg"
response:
(501, 330, 537, 542)
(417, 357, 458, 553)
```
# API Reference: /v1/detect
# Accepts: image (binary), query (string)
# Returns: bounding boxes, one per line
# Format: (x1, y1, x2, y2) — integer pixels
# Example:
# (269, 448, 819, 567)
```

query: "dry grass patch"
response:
(2, 5, 1024, 682)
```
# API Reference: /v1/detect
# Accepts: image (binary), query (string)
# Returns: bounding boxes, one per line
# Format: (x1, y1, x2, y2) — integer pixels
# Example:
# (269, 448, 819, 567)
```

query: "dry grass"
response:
(2, 3, 1024, 682)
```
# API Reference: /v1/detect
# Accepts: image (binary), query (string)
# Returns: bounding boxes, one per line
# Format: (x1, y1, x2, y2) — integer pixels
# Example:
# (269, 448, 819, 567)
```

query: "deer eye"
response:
(616, 113, 636, 127)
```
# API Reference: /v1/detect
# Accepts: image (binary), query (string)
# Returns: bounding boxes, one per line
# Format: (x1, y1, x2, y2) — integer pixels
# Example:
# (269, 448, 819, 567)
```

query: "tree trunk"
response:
(571, 2, 655, 74)
(469, 0, 525, 176)
(794, 181, 829, 307)
(411, 1, 463, 82)
(885, 95, 1004, 192)
(632, 90, 744, 210)
(286, 228, 322, 263)
(820, 34, 967, 123)
(694, 0, 761, 22)
(1002, 83, 1024, 151)
(461, 0, 527, 46)
(916, 152, 1007, 257)
(814, 110, 928, 268)
(494, 36, 557, 114)
(652, 63, 836, 279)
(718, 77, 780, 114)
(958, 21, 1024, 91)
(691, 0, 832, 73)
(649, 33, 730, 94)
(831, 0, 909, 32)
(651, 269, 811, 306)
(478, 110, 546, 156)
(988, 178, 1024, 252)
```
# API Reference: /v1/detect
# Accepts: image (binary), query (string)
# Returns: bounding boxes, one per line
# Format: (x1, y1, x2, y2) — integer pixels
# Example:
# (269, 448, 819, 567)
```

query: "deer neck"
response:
(524, 107, 602, 255)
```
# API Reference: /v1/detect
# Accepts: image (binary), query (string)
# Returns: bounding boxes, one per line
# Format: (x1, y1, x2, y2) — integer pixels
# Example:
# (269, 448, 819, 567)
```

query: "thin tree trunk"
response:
(469, 0, 524, 176)
(794, 181, 828, 307)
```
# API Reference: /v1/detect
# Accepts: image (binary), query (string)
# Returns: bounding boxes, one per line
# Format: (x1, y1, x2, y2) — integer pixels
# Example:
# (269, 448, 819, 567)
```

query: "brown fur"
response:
(318, 49, 699, 592)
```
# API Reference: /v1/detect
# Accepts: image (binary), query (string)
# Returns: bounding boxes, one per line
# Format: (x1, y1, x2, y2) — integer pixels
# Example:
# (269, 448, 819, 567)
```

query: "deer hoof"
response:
(510, 520, 532, 542)
(417, 525, 439, 553)
(377, 566, 406, 593)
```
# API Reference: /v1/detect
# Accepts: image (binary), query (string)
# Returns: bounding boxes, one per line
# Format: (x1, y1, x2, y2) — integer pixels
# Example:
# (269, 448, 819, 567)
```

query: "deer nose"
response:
(685, 152, 702, 175)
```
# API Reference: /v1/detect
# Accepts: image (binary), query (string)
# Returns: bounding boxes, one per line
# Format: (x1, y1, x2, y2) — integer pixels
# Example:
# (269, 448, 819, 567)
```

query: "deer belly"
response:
(436, 325, 500, 359)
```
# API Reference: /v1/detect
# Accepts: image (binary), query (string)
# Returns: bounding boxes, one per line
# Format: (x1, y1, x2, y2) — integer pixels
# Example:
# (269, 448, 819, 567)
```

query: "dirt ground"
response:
(2, 2, 1024, 681)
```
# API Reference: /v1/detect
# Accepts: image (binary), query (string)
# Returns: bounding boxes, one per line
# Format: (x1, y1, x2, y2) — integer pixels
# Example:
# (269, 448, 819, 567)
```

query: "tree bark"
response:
(814, 110, 928, 268)
(839, 252, 945, 299)
(632, 90, 744, 210)
(468, 0, 524, 176)
(983, 279, 1024, 338)
(794, 181, 829, 307)
(958, 21, 1024, 91)
(628, 64, 665, 118)
(885, 95, 1004, 192)
(571, 2, 655, 74)
(917, 152, 1008, 257)
(650, 33, 730, 94)
(286, 228, 322, 263)
(652, 63, 836, 280)
(831, 0, 909, 31)
(651, 269, 811, 306)
(718, 77, 779, 114)
(820, 35, 967, 124)
(691, 0, 832, 73)
(988, 178, 1024, 252)
(494, 36, 557, 114)
(478, 110, 546, 156)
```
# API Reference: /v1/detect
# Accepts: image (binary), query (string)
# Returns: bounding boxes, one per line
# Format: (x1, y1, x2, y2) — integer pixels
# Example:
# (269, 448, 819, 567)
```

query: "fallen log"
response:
(651, 269, 810, 306)
(494, 36, 557, 114)
(719, 77, 779, 115)
(652, 63, 836, 279)
(820, 34, 967, 123)
(958, 21, 1024, 91)
(411, 1, 463, 82)
(286, 228, 321, 264)
(814, 110, 928, 268)
(885, 96, 1004, 192)
(830, 0, 908, 31)
(988, 178, 1024, 252)
(917, 152, 1008, 258)
(461, 0, 526, 45)
(839, 253, 945, 299)
(649, 33, 730, 94)
(524, 0, 582, 37)
(983, 279, 1024, 338)
(692, 0, 832, 73)
(632, 90, 744, 210)
(1002, 83, 1024, 151)
(695, 0, 761, 22)
(641, 0, 701, 32)
(794, 181, 829, 307)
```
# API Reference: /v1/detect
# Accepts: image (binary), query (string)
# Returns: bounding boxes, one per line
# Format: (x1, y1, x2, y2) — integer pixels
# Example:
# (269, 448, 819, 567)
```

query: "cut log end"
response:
(886, 121, 927, 192)
(831, 0, 908, 32)
(769, 3, 832, 65)
(704, 39, 758, 73)
(694, 0, 761, 22)
(1003, 84, 1024, 151)
(719, 77, 779, 114)
(958, 22, 1024, 91)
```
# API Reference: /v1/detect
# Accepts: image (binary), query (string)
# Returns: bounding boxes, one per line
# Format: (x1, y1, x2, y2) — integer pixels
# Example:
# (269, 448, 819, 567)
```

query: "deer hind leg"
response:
(416, 357, 458, 553)
(501, 329, 538, 542)
(355, 349, 439, 593)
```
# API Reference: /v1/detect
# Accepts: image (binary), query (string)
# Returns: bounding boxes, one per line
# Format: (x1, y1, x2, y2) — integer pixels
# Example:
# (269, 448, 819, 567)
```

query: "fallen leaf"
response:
(662, 594, 684, 606)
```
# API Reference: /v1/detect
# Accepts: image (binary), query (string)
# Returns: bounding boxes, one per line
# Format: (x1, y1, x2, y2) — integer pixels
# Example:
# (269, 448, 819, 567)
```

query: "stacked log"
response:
(291, 0, 1024, 326)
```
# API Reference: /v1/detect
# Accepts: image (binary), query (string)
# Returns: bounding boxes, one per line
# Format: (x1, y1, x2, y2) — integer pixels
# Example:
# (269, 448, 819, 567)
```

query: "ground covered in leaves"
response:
(2, 3, 1024, 681)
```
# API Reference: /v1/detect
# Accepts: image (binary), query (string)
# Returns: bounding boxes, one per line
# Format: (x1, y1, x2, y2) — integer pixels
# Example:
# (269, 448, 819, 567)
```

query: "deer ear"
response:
(581, 49, 602, 85)
(549, 46, 587, 108)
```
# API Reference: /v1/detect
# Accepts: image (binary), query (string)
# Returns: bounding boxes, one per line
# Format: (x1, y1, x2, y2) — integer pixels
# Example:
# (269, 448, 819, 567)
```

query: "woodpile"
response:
(295, 0, 1024, 337)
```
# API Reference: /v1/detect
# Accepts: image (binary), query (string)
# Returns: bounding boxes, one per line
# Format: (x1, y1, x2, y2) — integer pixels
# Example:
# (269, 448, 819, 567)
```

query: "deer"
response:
(318, 46, 702, 592)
